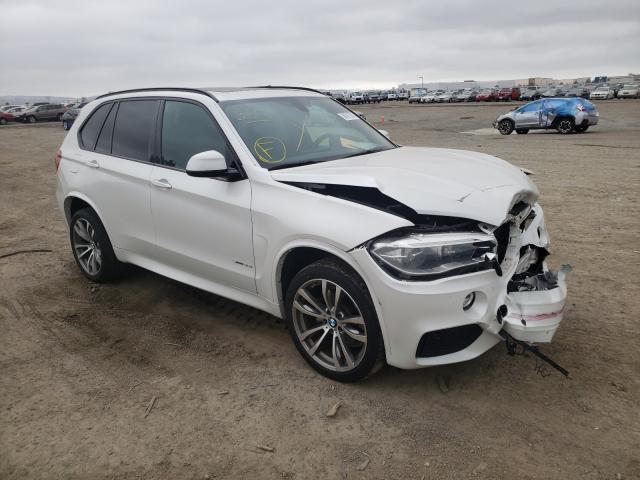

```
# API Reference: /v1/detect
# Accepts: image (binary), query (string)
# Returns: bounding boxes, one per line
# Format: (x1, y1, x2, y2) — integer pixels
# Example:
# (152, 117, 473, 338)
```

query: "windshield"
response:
(220, 96, 396, 170)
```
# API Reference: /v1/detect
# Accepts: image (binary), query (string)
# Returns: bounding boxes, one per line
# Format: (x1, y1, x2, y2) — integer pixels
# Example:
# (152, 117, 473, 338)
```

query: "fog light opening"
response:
(463, 292, 476, 311)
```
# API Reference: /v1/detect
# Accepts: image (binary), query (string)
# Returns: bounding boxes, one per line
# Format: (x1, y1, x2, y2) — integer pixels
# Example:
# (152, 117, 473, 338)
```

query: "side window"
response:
(519, 102, 540, 113)
(80, 103, 112, 149)
(95, 103, 118, 154)
(112, 100, 159, 161)
(161, 100, 228, 170)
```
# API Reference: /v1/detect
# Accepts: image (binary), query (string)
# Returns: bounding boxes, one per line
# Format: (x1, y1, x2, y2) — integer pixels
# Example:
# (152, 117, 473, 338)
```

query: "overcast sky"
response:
(1, 0, 639, 96)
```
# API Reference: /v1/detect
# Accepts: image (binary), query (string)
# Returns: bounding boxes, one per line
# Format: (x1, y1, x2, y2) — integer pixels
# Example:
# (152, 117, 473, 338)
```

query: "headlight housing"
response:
(369, 231, 497, 280)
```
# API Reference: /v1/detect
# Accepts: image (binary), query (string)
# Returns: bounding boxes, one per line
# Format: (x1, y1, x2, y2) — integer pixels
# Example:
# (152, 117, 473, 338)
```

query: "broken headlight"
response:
(369, 231, 497, 280)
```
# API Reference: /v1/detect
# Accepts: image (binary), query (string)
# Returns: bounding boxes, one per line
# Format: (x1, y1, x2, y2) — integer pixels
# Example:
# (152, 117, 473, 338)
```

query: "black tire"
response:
(0, 118, 6, 126)
(556, 117, 575, 134)
(28, 116, 36, 124)
(515, 128, 529, 134)
(69, 208, 124, 283)
(574, 125, 589, 133)
(62, 120, 69, 130)
(56, 113, 63, 121)
(285, 258, 385, 382)
(498, 119, 514, 135)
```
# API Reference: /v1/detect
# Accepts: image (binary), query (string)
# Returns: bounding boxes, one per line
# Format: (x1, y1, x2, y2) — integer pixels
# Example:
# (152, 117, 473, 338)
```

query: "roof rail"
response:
(95, 87, 217, 101)
(249, 85, 326, 95)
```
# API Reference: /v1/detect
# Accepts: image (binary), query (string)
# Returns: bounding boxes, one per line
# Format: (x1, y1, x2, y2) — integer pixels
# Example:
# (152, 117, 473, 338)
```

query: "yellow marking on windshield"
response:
(254, 137, 286, 163)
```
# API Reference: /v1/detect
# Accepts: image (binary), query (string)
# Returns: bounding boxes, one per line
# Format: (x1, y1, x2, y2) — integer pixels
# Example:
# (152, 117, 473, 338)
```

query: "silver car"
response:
(493, 98, 599, 135)
(617, 84, 639, 99)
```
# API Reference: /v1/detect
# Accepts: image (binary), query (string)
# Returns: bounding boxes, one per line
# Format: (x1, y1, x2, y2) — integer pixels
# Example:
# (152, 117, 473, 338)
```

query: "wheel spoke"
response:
(297, 287, 326, 316)
(74, 221, 91, 241)
(308, 328, 330, 357)
(321, 280, 331, 312)
(293, 299, 324, 319)
(340, 315, 364, 325)
(332, 285, 342, 314)
(337, 332, 355, 368)
(340, 326, 366, 344)
(75, 245, 92, 259)
(299, 325, 326, 341)
(331, 332, 340, 368)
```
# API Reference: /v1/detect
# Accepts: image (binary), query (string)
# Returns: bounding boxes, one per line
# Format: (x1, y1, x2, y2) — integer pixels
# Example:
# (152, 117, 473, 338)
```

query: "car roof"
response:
(96, 86, 325, 102)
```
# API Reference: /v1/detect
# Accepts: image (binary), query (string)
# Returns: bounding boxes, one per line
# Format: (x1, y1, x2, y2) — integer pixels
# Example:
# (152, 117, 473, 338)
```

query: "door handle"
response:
(151, 178, 172, 189)
(86, 159, 100, 168)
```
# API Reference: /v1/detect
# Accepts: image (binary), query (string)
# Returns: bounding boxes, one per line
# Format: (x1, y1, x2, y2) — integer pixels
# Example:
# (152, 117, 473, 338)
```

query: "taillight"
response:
(576, 104, 585, 112)
(54, 149, 62, 171)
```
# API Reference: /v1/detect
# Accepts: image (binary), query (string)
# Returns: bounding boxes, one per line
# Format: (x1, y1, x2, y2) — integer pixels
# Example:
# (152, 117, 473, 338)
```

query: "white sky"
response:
(1, 0, 638, 96)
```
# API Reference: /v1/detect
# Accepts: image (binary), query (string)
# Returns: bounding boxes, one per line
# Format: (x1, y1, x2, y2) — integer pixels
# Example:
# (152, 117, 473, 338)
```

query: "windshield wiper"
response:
(341, 146, 391, 159)
(269, 160, 322, 171)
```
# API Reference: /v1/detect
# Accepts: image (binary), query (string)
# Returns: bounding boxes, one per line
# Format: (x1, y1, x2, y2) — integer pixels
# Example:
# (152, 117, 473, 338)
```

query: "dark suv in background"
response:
(16, 103, 66, 123)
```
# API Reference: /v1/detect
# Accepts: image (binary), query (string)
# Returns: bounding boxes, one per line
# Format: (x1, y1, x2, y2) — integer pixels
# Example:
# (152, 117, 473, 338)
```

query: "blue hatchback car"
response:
(494, 97, 599, 135)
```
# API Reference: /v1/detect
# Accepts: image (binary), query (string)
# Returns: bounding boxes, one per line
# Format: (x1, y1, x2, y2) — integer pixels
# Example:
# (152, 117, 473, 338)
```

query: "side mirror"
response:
(186, 150, 242, 181)
(378, 129, 390, 139)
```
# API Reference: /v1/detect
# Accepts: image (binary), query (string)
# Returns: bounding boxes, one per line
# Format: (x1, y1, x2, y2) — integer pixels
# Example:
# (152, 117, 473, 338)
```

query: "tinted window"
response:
(95, 103, 117, 154)
(161, 101, 228, 170)
(80, 103, 112, 149)
(112, 100, 158, 161)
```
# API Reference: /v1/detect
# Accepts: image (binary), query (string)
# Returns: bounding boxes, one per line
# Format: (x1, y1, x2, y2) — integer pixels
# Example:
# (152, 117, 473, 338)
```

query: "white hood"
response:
(270, 146, 538, 226)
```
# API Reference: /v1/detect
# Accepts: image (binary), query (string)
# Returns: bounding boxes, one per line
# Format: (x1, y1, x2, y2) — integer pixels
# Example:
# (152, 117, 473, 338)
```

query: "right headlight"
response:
(368, 231, 497, 280)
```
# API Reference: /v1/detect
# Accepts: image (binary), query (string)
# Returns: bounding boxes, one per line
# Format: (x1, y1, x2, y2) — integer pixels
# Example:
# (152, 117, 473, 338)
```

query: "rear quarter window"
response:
(80, 103, 112, 149)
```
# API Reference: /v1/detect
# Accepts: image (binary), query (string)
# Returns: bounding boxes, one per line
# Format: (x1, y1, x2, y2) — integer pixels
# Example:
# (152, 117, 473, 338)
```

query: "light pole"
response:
(418, 76, 424, 89)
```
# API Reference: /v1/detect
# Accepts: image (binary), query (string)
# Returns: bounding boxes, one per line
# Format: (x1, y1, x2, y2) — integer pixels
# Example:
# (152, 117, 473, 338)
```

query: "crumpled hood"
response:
(270, 146, 538, 226)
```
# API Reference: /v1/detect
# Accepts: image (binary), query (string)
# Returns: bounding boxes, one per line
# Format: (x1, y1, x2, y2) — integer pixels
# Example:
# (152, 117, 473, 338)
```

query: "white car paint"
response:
(56, 87, 569, 373)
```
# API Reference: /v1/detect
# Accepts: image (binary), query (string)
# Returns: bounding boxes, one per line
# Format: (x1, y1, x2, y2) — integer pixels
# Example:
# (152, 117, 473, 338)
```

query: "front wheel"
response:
(28, 116, 36, 124)
(498, 119, 514, 135)
(0, 118, 6, 126)
(285, 259, 384, 382)
(515, 128, 529, 134)
(574, 125, 589, 133)
(556, 117, 575, 134)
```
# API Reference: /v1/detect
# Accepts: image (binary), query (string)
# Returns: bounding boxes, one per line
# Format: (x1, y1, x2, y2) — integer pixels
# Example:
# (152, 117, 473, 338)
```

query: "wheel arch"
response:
(63, 193, 109, 234)
(274, 241, 391, 359)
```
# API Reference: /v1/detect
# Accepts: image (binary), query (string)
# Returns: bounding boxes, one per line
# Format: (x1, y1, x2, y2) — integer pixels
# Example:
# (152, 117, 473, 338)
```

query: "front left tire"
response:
(285, 258, 384, 382)
(498, 119, 515, 135)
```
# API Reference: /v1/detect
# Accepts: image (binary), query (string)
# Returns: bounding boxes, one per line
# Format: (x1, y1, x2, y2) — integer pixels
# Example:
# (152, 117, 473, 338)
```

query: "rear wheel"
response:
(28, 115, 36, 124)
(574, 125, 589, 133)
(515, 128, 529, 134)
(0, 118, 6, 125)
(556, 117, 575, 134)
(285, 259, 384, 382)
(70, 208, 124, 282)
(498, 119, 514, 135)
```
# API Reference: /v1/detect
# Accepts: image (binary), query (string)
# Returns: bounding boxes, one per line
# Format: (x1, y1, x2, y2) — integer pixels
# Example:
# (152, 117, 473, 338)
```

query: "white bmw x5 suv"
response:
(56, 86, 570, 381)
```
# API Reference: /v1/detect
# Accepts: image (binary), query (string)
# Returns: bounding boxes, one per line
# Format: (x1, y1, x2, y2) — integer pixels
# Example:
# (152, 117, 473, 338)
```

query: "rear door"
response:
(76, 99, 158, 256)
(541, 99, 563, 127)
(149, 99, 255, 293)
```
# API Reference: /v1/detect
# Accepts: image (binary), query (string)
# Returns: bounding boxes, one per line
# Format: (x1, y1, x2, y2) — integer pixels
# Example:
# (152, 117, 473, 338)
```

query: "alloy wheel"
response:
(72, 218, 103, 276)
(292, 279, 367, 372)
(557, 119, 573, 134)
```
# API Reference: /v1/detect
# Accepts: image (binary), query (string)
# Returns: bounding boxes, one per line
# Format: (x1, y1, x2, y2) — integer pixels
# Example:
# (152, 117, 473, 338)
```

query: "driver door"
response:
(514, 100, 543, 128)
(149, 99, 255, 293)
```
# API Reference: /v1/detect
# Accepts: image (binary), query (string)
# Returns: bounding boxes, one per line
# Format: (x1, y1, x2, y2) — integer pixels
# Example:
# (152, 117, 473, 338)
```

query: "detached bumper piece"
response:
(503, 264, 572, 343)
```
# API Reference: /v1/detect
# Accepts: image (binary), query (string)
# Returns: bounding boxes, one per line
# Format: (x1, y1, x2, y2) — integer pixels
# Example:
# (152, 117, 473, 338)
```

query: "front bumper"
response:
(350, 204, 570, 369)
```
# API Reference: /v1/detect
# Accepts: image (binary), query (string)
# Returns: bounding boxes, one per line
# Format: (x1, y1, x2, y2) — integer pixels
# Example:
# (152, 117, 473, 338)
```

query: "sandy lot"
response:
(1, 100, 639, 480)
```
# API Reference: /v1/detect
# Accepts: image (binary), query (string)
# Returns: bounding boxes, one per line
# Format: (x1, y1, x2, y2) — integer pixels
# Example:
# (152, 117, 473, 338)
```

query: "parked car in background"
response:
(61, 102, 89, 130)
(364, 91, 381, 103)
(475, 89, 497, 102)
(0, 104, 25, 113)
(329, 92, 346, 104)
(397, 91, 410, 101)
(589, 86, 614, 100)
(520, 87, 543, 101)
(408, 89, 426, 103)
(453, 89, 477, 102)
(541, 88, 564, 98)
(57, 86, 569, 381)
(346, 91, 365, 104)
(616, 84, 639, 99)
(494, 97, 599, 135)
(387, 92, 397, 101)
(16, 103, 66, 123)
(379, 91, 389, 101)
(497, 87, 521, 101)
(434, 91, 455, 103)
(420, 90, 442, 103)
(564, 86, 590, 98)
(0, 110, 15, 125)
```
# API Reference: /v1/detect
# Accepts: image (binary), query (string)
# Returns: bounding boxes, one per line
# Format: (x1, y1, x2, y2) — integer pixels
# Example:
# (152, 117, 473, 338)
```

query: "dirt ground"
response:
(1, 99, 639, 480)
